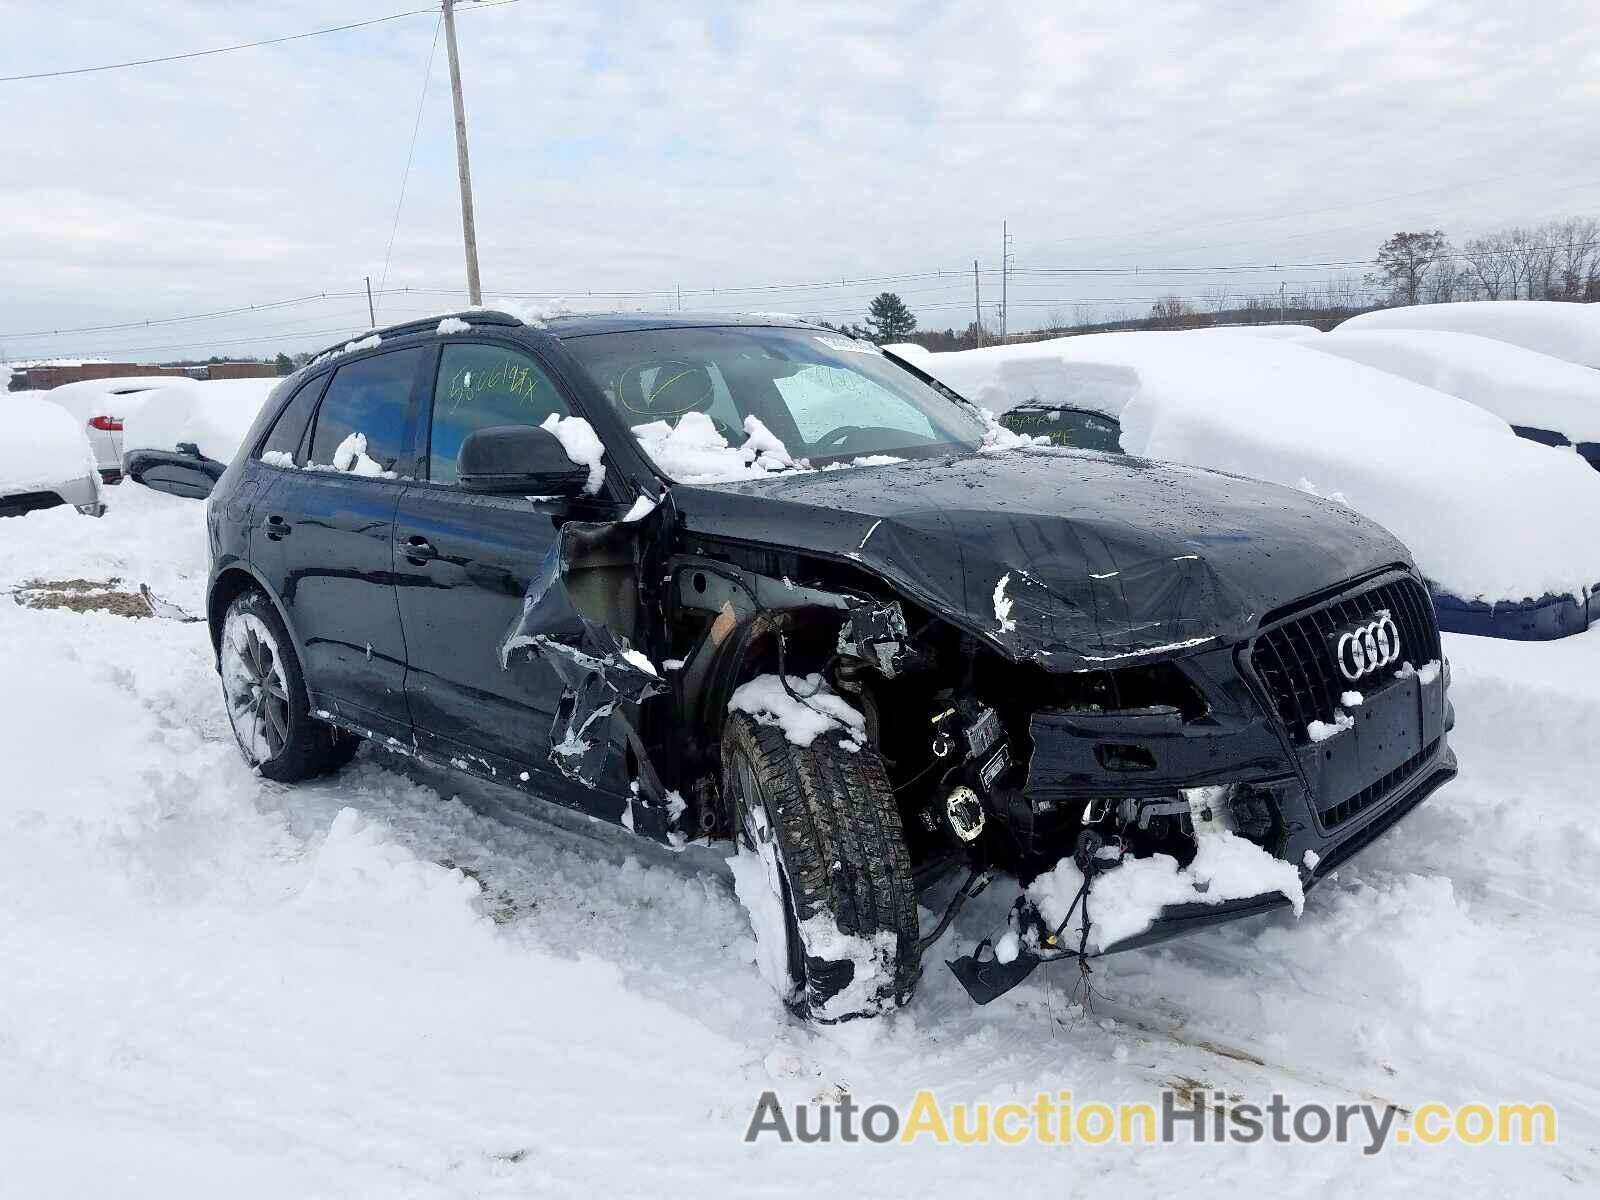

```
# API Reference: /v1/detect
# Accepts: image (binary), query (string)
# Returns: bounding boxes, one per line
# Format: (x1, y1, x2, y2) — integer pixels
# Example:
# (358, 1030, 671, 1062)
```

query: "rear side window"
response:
(308, 348, 422, 475)
(428, 343, 571, 484)
(258, 375, 326, 465)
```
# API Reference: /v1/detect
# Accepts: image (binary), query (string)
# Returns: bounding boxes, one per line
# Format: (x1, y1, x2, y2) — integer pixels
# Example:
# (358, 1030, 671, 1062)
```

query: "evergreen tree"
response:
(864, 292, 917, 343)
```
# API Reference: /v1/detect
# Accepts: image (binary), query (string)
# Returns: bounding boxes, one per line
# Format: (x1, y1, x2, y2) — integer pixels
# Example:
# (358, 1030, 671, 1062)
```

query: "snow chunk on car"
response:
(539, 413, 606, 494)
(633, 412, 804, 484)
(1027, 828, 1305, 953)
(728, 673, 866, 749)
(329, 432, 392, 478)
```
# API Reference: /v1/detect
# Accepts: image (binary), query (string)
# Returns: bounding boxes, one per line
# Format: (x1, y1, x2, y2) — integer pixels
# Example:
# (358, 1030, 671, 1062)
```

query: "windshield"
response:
(561, 326, 987, 482)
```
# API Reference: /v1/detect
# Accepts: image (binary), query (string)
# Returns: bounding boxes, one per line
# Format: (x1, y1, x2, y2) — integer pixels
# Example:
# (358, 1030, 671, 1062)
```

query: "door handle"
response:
(262, 514, 292, 540)
(402, 534, 438, 564)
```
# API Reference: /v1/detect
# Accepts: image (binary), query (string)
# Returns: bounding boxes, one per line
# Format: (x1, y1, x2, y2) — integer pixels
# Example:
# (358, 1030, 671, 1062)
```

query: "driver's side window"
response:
(428, 343, 571, 484)
(774, 364, 936, 443)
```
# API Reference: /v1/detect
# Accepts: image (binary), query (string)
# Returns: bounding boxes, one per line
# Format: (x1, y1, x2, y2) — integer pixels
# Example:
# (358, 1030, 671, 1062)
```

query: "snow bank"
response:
(1306, 327, 1600, 442)
(920, 332, 1600, 603)
(122, 378, 277, 462)
(1339, 300, 1600, 368)
(728, 673, 865, 749)
(0, 394, 98, 494)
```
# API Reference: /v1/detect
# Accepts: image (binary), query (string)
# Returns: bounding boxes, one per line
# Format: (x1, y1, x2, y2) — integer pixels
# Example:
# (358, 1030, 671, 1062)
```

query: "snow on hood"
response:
(1307, 327, 1600, 443)
(122, 378, 277, 462)
(918, 331, 1600, 604)
(0, 395, 99, 494)
(1338, 300, 1600, 368)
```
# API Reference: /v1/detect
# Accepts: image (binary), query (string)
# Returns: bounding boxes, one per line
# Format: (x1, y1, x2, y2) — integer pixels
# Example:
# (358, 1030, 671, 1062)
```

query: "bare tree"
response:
(1461, 235, 1512, 300)
(1547, 216, 1600, 300)
(1426, 256, 1463, 303)
(1368, 230, 1450, 306)
(1149, 295, 1199, 329)
(1499, 226, 1554, 300)
(1325, 273, 1363, 312)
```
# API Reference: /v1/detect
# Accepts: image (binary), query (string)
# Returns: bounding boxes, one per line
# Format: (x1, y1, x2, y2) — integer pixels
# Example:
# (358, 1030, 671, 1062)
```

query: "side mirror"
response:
(457, 425, 589, 495)
(123, 447, 224, 500)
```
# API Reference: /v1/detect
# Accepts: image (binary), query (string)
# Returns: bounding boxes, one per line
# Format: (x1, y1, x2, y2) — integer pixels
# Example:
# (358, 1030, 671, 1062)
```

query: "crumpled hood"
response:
(673, 447, 1415, 667)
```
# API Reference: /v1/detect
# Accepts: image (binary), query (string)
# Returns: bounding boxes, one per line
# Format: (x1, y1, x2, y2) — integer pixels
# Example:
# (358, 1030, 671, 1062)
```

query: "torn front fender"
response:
(669, 449, 1415, 669)
(498, 522, 666, 786)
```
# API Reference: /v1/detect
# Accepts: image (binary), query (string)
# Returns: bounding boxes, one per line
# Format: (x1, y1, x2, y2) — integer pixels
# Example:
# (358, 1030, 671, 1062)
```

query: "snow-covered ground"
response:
(1, 486, 1594, 1196)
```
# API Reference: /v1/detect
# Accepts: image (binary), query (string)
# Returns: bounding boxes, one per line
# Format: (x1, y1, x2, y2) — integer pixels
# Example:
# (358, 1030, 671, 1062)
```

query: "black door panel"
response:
(394, 490, 570, 768)
(246, 347, 427, 741)
(252, 471, 412, 735)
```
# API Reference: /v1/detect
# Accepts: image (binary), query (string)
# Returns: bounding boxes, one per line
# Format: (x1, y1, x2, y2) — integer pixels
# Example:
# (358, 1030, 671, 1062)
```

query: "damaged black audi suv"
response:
(200, 311, 1456, 1020)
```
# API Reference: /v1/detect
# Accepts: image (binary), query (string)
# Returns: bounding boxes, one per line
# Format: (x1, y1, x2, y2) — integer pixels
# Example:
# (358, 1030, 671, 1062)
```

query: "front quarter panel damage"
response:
(498, 520, 666, 788)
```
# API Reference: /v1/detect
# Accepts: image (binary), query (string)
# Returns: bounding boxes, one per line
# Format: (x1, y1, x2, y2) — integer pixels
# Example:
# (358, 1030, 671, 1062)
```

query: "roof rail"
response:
(308, 309, 523, 361)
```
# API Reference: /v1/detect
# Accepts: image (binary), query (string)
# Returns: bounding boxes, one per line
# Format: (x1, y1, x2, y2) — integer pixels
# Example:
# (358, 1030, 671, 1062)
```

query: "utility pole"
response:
(442, 0, 482, 306)
(973, 259, 983, 347)
(364, 275, 376, 328)
(1001, 220, 1013, 341)
(1278, 280, 1286, 325)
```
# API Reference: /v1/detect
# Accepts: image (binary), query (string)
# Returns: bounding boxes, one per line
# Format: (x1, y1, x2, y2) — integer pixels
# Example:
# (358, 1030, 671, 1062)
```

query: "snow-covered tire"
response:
(722, 711, 919, 1021)
(219, 591, 358, 782)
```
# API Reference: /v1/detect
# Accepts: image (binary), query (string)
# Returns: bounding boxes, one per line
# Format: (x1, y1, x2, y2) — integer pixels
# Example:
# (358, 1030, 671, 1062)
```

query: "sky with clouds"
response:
(2, 0, 1597, 362)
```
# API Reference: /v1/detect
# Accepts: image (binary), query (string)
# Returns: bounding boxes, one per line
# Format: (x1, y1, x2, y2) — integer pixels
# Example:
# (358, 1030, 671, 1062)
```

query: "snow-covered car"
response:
(1299, 327, 1600, 470)
(1338, 300, 1600, 368)
(121, 378, 278, 498)
(42, 376, 172, 483)
(195, 310, 1456, 1020)
(910, 331, 1600, 640)
(0, 387, 106, 518)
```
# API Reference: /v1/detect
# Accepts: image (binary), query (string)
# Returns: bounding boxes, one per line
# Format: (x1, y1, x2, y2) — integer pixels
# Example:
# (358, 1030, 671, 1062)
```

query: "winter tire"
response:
(219, 590, 359, 782)
(722, 711, 919, 1021)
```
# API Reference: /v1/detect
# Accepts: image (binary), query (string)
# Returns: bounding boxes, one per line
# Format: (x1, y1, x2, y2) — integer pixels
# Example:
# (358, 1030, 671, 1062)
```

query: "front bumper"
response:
(1105, 736, 1455, 955)
(949, 575, 1456, 1003)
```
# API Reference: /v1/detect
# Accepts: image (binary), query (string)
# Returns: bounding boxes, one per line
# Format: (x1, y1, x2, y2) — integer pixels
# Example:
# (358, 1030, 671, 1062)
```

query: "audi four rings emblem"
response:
(1332, 614, 1402, 681)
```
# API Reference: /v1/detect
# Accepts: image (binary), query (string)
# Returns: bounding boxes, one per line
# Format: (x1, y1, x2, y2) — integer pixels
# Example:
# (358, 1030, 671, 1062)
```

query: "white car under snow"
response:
(911, 330, 1600, 639)
(1338, 299, 1600, 369)
(1298, 326, 1600, 470)
(41, 376, 174, 482)
(0, 384, 105, 519)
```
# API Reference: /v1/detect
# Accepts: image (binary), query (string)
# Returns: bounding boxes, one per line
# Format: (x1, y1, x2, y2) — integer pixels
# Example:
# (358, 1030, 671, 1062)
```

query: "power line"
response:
(0, 1, 520, 84)
(5, 233, 1591, 350)
(376, 14, 445, 319)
